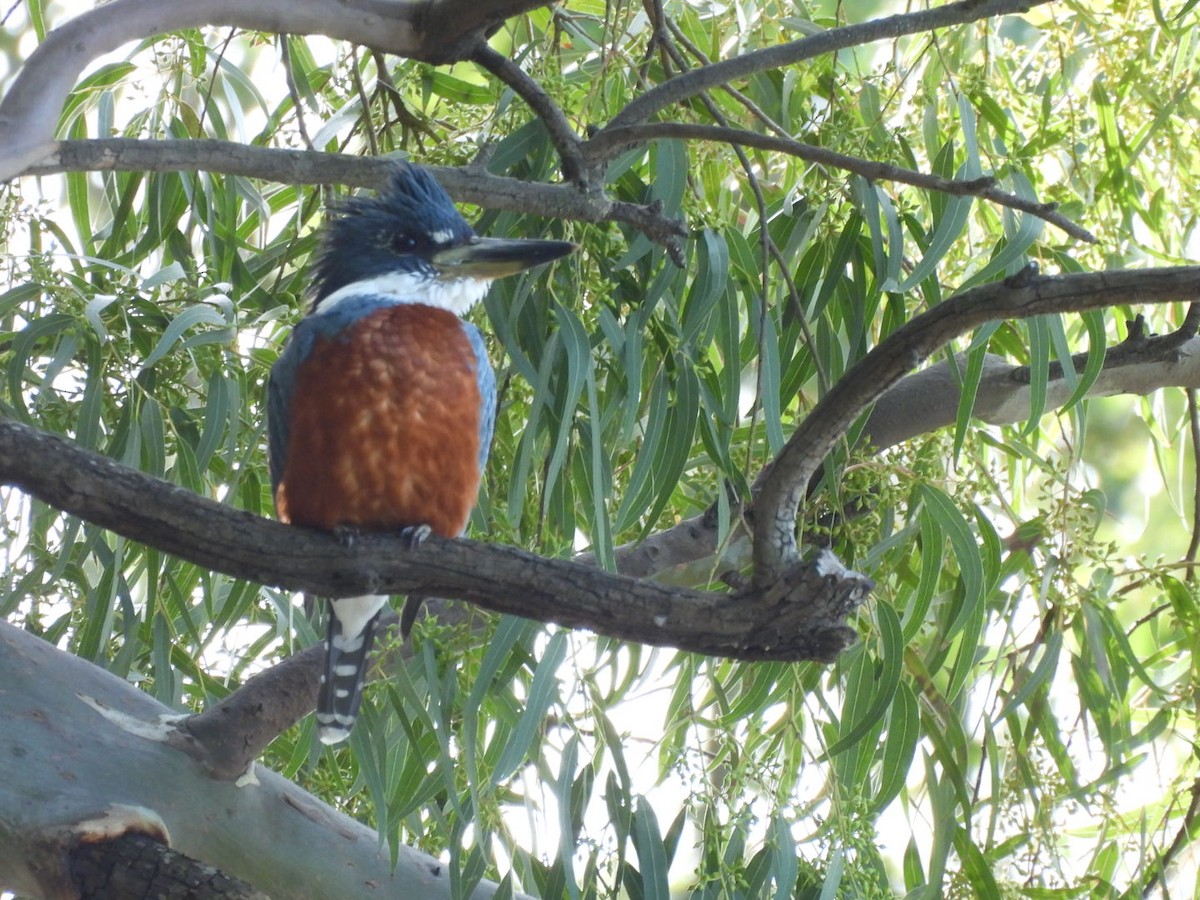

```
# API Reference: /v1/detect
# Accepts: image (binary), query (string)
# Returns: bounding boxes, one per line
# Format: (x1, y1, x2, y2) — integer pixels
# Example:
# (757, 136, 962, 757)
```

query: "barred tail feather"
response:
(316, 594, 388, 745)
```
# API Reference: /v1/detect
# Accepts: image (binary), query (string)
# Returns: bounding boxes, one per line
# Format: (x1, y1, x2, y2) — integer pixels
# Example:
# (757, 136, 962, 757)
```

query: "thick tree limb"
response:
(864, 320, 1200, 451)
(602, 0, 1053, 130)
(0, 0, 561, 182)
(71, 833, 269, 900)
(175, 602, 477, 781)
(178, 643, 325, 782)
(754, 266, 1200, 581)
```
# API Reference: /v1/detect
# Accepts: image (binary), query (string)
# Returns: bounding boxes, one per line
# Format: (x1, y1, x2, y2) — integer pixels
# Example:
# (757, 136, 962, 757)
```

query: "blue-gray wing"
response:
(462, 322, 496, 473)
(268, 299, 374, 495)
(267, 320, 319, 496)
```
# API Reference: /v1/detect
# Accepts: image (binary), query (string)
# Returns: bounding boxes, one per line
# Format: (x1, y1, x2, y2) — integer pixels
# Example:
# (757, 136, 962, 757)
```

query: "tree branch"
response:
(593, 309, 1200, 588)
(864, 317, 1200, 452)
(177, 643, 325, 781)
(0, 416, 870, 663)
(754, 265, 1200, 581)
(471, 44, 587, 186)
(19, 139, 687, 251)
(175, 601, 478, 780)
(585, 122, 1096, 242)
(116, 294, 1200, 783)
(602, 0, 1053, 130)
(0, 0, 563, 182)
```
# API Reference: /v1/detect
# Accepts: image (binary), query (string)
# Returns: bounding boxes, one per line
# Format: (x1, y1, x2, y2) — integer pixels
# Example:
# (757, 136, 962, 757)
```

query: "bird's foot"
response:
(400, 524, 432, 551)
(332, 524, 361, 548)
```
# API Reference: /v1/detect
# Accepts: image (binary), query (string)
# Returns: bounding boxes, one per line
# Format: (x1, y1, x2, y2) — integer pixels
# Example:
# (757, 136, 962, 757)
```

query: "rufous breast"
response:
(275, 303, 484, 538)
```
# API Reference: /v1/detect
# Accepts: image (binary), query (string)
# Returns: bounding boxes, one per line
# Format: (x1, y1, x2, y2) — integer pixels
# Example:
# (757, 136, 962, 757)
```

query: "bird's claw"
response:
(400, 524, 432, 550)
(333, 524, 361, 548)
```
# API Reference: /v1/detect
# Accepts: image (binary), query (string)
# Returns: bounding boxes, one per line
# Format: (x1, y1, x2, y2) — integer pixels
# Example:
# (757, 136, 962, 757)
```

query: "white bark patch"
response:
(78, 694, 186, 742)
(71, 803, 171, 846)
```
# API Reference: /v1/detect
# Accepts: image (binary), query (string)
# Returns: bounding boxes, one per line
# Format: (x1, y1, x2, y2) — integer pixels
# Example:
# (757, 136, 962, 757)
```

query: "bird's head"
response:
(310, 163, 576, 316)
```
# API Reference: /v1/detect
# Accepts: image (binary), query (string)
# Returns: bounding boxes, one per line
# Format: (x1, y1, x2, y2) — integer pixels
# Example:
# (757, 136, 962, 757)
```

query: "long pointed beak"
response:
(432, 236, 577, 279)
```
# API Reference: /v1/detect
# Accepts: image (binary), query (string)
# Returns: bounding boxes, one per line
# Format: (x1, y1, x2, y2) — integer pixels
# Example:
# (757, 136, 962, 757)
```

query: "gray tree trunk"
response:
(0, 620, 520, 900)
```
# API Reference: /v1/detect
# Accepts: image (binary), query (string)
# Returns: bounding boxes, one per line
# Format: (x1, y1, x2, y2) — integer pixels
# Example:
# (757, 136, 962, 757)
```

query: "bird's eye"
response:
(391, 233, 418, 252)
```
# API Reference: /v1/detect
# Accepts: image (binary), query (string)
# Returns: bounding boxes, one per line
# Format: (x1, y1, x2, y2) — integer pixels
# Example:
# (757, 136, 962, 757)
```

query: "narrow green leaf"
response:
(874, 680, 919, 812)
(818, 848, 844, 900)
(903, 511, 942, 642)
(465, 615, 531, 784)
(1022, 314, 1051, 431)
(557, 735, 581, 900)
(824, 602, 903, 758)
(768, 814, 798, 899)
(681, 228, 729, 347)
(952, 324, 1000, 461)
(951, 828, 1002, 899)
(36, 330, 78, 410)
(7, 314, 76, 420)
(919, 485, 984, 641)
(1062, 308, 1108, 411)
(945, 599, 986, 703)
(997, 631, 1062, 720)
(650, 140, 688, 217)
(963, 207, 1044, 291)
(429, 70, 497, 105)
(195, 372, 229, 472)
(614, 368, 669, 531)
(492, 630, 567, 784)
(1091, 601, 1169, 699)
(898, 193, 972, 294)
(139, 396, 166, 477)
(759, 304, 785, 454)
(507, 332, 559, 522)
(543, 303, 590, 512)
(583, 362, 615, 569)
(631, 799, 670, 900)
(27, 0, 46, 39)
(141, 304, 228, 369)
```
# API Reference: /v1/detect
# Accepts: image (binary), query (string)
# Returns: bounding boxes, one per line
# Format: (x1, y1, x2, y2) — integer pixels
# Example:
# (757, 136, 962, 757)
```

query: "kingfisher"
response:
(267, 163, 575, 745)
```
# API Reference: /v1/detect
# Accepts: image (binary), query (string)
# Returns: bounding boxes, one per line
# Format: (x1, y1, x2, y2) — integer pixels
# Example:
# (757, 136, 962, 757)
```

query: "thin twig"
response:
(603, 0, 1053, 130)
(369, 51, 437, 149)
(348, 46, 379, 157)
(279, 37, 314, 151)
(1135, 776, 1200, 896)
(585, 122, 1096, 242)
(196, 29, 238, 136)
(1186, 316, 1200, 577)
(471, 44, 586, 185)
(0, 0, 22, 26)
(649, 7, 828, 395)
(663, 16, 791, 141)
